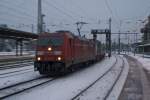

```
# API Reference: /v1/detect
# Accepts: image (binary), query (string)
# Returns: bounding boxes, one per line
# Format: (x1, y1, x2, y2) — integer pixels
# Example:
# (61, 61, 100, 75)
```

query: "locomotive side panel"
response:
(63, 34, 74, 68)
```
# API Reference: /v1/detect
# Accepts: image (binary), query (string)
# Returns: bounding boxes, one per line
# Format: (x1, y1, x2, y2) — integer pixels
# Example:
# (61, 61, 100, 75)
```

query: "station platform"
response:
(119, 55, 150, 100)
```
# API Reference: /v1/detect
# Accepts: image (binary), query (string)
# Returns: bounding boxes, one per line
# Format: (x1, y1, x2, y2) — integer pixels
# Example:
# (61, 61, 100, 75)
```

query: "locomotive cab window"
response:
(37, 37, 63, 46)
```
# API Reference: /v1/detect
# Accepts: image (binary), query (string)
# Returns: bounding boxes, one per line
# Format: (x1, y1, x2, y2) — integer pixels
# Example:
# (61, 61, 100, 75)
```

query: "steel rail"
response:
(103, 56, 125, 100)
(0, 77, 55, 99)
(0, 70, 33, 78)
(0, 59, 33, 66)
(71, 56, 118, 100)
(0, 62, 33, 70)
(0, 68, 33, 76)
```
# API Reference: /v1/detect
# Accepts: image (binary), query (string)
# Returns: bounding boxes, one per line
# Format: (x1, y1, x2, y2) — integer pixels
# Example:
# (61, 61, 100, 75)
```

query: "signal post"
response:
(91, 29, 111, 57)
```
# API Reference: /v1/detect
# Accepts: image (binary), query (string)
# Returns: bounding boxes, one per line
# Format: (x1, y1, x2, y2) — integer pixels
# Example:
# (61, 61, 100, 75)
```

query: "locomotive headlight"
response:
(57, 57, 61, 61)
(37, 57, 41, 61)
(48, 47, 52, 51)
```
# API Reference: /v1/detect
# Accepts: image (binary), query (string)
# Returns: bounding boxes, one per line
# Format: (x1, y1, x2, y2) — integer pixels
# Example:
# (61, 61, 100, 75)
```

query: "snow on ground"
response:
(5, 56, 117, 100)
(129, 54, 150, 71)
(0, 65, 42, 89)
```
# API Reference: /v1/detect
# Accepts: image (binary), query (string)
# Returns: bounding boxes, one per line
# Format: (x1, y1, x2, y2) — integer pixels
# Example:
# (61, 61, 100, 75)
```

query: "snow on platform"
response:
(129, 54, 150, 72)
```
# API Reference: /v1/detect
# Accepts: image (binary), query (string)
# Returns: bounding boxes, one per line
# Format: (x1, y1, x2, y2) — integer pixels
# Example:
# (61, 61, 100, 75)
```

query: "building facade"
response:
(139, 16, 150, 54)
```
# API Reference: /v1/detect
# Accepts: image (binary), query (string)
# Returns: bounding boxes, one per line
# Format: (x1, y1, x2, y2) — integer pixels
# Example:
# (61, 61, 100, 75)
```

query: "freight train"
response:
(34, 31, 105, 75)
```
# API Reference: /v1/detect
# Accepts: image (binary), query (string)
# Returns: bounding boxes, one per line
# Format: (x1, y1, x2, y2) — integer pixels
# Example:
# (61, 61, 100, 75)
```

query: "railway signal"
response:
(91, 18, 112, 57)
(91, 29, 111, 57)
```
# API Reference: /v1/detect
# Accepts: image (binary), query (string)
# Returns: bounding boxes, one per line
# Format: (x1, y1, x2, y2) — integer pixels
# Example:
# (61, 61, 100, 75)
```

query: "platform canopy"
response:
(0, 27, 38, 40)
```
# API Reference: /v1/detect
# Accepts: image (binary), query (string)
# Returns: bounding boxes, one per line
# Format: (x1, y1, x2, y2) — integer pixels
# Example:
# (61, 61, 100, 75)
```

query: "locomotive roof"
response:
(55, 31, 94, 42)
(39, 31, 75, 38)
(39, 31, 96, 43)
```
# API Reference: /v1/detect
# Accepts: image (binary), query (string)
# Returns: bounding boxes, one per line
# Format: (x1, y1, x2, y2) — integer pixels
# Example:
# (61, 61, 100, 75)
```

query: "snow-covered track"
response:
(0, 68, 33, 78)
(0, 77, 55, 99)
(71, 56, 118, 100)
(0, 61, 33, 70)
(103, 56, 125, 100)
(0, 59, 32, 66)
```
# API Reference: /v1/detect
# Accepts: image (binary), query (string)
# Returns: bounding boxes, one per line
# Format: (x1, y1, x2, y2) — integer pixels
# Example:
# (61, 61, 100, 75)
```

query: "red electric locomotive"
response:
(34, 31, 104, 75)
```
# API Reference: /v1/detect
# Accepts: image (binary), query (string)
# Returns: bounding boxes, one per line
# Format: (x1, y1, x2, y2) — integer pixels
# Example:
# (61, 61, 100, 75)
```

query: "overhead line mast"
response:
(37, 0, 43, 34)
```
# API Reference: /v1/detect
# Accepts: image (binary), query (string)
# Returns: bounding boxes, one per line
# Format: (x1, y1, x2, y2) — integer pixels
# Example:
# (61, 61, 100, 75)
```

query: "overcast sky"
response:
(0, 0, 150, 43)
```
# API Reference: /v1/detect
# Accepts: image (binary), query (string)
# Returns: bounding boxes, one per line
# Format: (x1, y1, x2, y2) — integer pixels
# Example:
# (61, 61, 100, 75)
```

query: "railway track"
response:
(103, 57, 125, 100)
(71, 56, 125, 100)
(0, 61, 33, 70)
(0, 76, 55, 99)
(0, 68, 34, 78)
(0, 56, 125, 100)
(0, 59, 33, 66)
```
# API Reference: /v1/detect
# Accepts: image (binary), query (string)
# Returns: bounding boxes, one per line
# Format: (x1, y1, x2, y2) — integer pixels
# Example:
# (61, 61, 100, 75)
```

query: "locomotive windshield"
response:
(37, 37, 63, 46)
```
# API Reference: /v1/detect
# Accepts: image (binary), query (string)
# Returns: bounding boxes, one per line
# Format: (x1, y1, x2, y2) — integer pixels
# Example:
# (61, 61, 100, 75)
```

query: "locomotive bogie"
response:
(34, 61, 65, 75)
